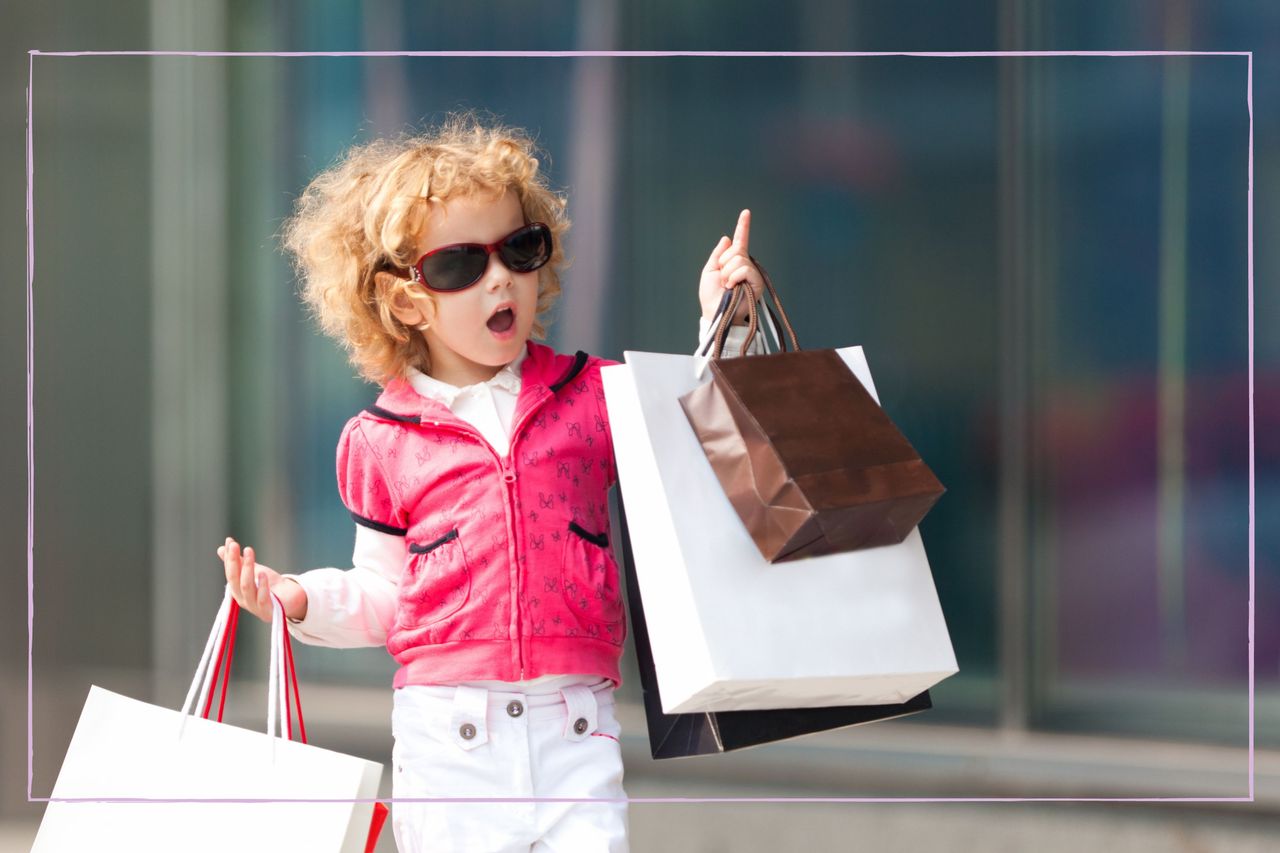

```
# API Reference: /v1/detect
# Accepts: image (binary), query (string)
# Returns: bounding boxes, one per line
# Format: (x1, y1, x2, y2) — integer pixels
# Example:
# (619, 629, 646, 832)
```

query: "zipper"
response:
(416, 388, 552, 680)
(498, 452, 521, 678)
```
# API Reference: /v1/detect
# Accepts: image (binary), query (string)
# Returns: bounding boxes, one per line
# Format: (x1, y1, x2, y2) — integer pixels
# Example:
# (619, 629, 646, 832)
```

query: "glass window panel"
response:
(1024, 56, 1256, 745)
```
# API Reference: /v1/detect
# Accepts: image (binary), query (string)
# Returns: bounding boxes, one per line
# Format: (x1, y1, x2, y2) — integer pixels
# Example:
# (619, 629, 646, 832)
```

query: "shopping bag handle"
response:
(202, 593, 240, 723)
(262, 594, 306, 743)
(706, 255, 800, 359)
(178, 587, 307, 744)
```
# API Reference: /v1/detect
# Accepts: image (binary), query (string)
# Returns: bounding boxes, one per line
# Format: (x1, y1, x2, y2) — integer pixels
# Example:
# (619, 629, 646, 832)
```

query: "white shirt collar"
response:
(406, 346, 526, 408)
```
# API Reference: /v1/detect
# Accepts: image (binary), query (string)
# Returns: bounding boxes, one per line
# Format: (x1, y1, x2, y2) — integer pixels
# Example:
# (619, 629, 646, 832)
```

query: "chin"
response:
(489, 337, 527, 362)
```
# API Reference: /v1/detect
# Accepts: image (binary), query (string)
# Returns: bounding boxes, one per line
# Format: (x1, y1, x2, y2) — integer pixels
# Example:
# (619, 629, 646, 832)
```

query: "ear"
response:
(379, 272, 435, 328)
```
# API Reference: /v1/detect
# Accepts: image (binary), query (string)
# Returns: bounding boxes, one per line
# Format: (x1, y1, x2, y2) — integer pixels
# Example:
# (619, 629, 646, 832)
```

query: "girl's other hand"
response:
(698, 208, 765, 323)
(217, 537, 308, 623)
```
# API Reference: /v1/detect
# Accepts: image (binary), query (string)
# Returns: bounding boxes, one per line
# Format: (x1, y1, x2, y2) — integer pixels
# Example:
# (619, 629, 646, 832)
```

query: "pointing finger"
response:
(731, 209, 750, 253)
(719, 211, 751, 266)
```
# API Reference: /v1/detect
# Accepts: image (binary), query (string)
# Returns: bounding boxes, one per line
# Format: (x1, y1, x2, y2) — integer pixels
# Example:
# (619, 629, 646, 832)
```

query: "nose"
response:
(483, 251, 512, 291)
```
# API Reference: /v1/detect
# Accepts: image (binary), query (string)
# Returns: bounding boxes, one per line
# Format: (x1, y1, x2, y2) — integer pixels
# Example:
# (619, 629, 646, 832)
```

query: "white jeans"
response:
(390, 682, 628, 852)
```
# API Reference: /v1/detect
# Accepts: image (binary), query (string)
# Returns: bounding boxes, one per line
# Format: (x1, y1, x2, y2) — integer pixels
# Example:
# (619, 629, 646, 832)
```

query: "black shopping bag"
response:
(608, 486, 932, 759)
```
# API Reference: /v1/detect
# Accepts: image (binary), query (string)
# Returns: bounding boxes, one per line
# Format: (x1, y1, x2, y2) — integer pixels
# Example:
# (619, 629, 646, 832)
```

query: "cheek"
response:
(435, 293, 486, 328)
(423, 303, 477, 351)
(520, 275, 541, 314)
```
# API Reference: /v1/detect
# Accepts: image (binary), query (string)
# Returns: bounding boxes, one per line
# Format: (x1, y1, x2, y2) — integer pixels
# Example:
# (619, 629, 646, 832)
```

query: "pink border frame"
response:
(25, 49, 1254, 806)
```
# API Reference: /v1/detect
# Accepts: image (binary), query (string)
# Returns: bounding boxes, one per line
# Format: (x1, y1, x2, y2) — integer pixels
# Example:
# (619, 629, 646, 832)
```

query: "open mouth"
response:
(486, 306, 516, 334)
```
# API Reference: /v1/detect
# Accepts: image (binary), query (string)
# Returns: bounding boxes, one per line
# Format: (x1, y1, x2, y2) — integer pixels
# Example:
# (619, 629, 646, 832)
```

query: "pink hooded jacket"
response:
(337, 342, 624, 689)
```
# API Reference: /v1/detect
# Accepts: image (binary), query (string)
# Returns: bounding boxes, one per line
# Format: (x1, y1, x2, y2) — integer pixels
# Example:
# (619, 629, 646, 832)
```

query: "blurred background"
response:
(4, 1, 1279, 850)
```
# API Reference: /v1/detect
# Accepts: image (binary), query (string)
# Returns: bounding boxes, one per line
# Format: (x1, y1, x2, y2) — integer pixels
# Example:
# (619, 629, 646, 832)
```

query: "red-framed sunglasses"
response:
(406, 222, 553, 292)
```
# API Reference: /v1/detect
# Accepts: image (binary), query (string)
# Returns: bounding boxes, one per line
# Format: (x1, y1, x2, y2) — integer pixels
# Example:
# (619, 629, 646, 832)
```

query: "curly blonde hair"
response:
(282, 111, 570, 385)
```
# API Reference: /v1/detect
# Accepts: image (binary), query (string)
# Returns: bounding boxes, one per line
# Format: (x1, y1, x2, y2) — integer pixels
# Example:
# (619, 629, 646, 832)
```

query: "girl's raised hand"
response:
(698, 209, 766, 323)
(217, 537, 307, 623)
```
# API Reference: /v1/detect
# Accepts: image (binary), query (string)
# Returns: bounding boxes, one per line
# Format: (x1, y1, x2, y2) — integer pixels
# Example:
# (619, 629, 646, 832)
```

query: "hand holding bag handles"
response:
(706, 256, 800, 359)
(179, 589, 306, 745)
(694, 256, 800, 380)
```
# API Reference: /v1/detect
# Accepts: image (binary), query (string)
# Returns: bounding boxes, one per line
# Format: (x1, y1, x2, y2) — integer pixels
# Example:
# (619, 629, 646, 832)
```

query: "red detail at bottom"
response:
(367, 803, 390, 853)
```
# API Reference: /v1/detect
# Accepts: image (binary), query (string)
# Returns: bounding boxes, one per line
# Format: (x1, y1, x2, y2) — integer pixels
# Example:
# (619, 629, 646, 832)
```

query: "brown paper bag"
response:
(679, 262, 945, 563)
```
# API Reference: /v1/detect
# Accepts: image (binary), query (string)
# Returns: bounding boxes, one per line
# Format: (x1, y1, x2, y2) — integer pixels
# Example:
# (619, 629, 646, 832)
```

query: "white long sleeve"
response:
(284, 524, 405, 647)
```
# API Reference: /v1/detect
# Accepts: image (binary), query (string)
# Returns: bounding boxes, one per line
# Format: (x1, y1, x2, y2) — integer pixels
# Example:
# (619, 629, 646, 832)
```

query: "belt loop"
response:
(559, 684, 598, 742)
(450, 685, 490, 750)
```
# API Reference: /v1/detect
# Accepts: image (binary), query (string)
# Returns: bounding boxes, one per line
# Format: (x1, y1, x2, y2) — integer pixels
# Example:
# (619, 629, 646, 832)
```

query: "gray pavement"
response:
(8, 794, 1280, 852)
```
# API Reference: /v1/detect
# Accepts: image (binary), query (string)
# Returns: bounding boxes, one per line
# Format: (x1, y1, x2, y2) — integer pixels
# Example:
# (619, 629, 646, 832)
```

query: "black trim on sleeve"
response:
(549, 351, 590, 393)
(364, 405, 421, 424)
(350, 510, 409, 536)
(409, 528, 459, 555)
(568, 521, 609, 548)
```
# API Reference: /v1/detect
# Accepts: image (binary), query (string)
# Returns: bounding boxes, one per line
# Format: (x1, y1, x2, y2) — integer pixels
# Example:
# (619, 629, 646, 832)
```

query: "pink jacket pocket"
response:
(399, 528, 472, 627)
(560, 522, 624, 630)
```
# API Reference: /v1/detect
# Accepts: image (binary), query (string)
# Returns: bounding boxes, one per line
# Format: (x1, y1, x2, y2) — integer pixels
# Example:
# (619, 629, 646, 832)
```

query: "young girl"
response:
(217, 112, 765, 853)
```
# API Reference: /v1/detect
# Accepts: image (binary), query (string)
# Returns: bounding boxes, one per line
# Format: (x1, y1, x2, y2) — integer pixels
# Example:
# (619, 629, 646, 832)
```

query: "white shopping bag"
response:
(34, 593, 385, 853)
(602, 347, 958, 714)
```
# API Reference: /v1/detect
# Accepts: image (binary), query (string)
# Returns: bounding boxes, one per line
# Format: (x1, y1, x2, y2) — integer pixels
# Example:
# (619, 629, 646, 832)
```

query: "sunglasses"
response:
(407, 222, 553, 292)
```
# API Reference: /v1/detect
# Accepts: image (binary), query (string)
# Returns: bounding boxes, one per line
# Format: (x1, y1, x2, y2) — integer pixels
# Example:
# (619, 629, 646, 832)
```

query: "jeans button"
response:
(459, 723, 477, 740)
(573, 717, 589, 735)
(507, 700, 524, 718)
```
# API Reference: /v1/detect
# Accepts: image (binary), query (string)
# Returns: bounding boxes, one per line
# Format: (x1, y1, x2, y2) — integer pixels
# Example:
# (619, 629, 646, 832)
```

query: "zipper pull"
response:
(502, 459, 517, 485)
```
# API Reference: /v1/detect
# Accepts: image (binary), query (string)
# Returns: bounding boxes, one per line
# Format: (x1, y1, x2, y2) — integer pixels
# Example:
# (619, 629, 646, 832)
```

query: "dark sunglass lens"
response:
(500, 225, 552, 272)
(420, 247, 488, 291)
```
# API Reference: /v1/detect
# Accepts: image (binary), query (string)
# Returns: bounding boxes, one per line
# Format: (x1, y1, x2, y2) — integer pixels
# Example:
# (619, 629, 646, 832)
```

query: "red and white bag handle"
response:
(178, 587, 306, 745)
